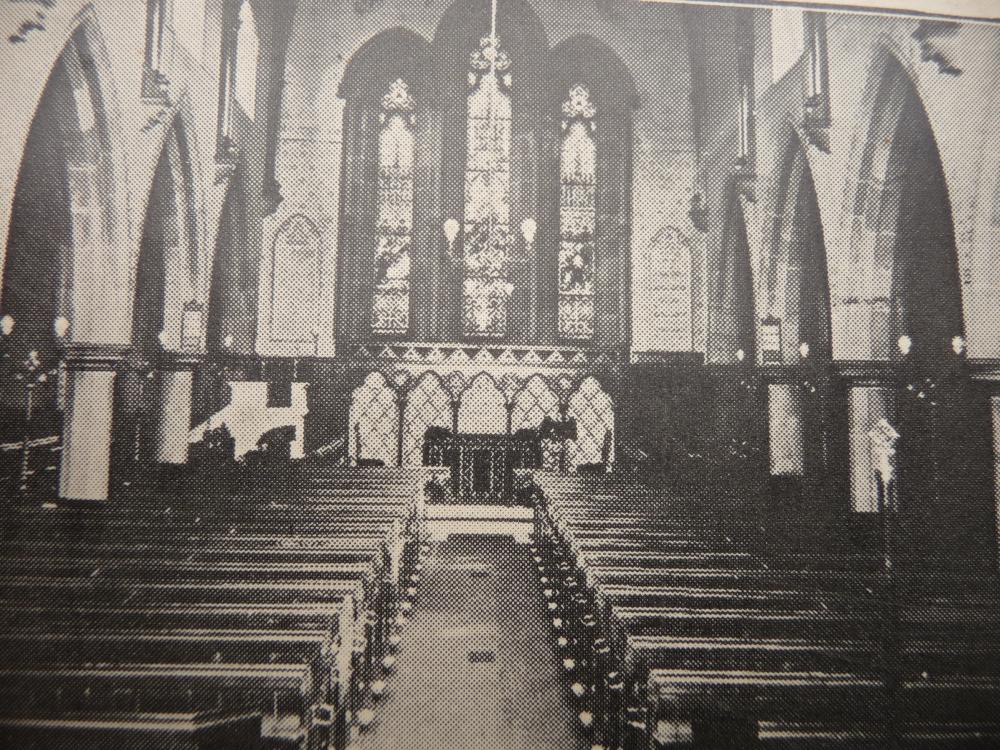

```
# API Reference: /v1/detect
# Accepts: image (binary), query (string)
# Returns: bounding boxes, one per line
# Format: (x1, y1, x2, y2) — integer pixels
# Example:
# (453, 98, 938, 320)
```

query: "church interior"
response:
(2, 0, 1000, 747)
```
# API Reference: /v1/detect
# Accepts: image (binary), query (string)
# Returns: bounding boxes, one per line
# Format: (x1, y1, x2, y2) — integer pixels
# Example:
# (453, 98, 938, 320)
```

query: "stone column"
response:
(60, 345, 125, 502)
(766, 369, 805, 477)
(840, 363, 896, 513)
(151, 353, 201, 465)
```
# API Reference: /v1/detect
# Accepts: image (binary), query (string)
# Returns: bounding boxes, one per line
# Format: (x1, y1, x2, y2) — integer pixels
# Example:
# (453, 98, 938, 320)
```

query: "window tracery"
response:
(372, 78, 416, 335)
(462, 36, 514, 338)
(558, 84, 597, 339)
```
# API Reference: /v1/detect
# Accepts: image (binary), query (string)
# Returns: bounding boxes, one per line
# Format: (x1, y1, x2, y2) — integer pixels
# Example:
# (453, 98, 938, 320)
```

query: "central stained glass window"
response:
(371, 78, 416, 335)
(462, 36, 513, 338)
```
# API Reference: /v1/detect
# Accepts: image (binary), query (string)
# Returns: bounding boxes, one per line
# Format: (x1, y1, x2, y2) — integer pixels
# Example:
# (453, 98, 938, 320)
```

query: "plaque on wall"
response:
(641, 226, 693, 352)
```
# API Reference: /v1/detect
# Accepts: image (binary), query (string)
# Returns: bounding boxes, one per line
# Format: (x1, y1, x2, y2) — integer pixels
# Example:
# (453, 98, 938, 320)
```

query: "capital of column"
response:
(63, 343, 129, 373)
(832, 359, 898, 388)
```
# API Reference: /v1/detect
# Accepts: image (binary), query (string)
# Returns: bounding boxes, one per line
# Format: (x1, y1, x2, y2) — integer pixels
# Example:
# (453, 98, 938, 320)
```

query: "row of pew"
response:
(0, 464, 431, 749)
(530, 473, 1000, 749)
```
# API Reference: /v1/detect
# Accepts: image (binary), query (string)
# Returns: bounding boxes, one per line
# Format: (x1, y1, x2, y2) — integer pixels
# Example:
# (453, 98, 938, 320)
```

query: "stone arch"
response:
(402, 371, 453, 466)
(767, 138, 832, 364)
(348, 371, 399, 465)
(1, 15, 129, 347)
(836, 47, 963, 362)
(457, 372, 507, 435)
(132, 119, 207, 357)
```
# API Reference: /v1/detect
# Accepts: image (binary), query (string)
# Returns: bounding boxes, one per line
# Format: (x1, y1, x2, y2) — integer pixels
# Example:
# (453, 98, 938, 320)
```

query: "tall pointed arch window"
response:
(462, 36, 514, 338)
(559, 84, 597, 340)
(372, 79, 416, 335)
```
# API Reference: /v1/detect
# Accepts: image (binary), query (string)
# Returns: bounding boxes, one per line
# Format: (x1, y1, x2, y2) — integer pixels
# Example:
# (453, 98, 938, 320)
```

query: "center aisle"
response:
(354, 534, 588, 750)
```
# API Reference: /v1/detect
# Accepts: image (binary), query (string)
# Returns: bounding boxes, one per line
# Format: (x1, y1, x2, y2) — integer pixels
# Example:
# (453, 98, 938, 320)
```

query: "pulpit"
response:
(423, 428, 540, 504)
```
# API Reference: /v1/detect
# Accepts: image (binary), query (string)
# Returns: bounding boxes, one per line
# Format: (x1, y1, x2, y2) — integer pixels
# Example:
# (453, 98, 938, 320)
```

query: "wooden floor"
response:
(354, 534, 587, 750)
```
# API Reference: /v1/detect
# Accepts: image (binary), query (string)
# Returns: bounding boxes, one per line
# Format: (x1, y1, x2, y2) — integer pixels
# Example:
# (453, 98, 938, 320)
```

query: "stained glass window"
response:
(371, 79, 416, 335)
(566, 376, 613, 470)
(462, 37, 514, 338)
(559, 85, 597, 339)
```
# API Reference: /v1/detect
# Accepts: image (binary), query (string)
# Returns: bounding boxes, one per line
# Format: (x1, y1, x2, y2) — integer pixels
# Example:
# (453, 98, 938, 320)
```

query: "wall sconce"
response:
(897, 334, 913, 357)
(951, 335, 966, 356)
(53, 316, 70, 340)
(443, 218, 460, 263)
(1, 314, 15, 337)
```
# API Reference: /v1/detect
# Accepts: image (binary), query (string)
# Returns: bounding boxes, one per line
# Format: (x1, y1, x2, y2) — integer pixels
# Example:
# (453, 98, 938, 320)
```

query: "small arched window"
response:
(462, 36, 514, 338)
(372, 79, 416, 335)
(558, 84, 597, 340)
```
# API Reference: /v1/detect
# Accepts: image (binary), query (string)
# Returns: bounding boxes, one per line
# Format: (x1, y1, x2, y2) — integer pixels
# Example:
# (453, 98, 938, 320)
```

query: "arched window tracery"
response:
(558, 84, 597, 340)
(372, 79, 416, 335)
(462, 36, 514, 339)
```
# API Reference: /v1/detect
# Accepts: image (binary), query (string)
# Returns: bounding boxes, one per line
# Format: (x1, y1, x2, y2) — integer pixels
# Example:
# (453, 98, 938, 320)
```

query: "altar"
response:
(423, 429, 540, 504)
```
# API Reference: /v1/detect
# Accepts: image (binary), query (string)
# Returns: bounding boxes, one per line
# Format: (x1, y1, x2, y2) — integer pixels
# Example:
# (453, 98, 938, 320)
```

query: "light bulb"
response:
(223, 334, 234, 349)
(897, 335, 912, 356)
(53, 316, 70, 339)
(951, 335, 966, 356)
(1, 314, 15, 336)
(735, 348, 745, 362)
(520, 217, 537, 245)
(799, 341, 810, 359)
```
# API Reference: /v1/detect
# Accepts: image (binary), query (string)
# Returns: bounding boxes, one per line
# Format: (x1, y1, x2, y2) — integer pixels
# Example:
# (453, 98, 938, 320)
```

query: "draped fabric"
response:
(566, 376, 614, 469)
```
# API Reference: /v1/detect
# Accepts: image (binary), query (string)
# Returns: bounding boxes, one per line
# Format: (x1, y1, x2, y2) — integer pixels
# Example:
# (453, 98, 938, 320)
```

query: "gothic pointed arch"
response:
(542, 35, 638, 347)
(433, 0, 549, 342)
(335, 28, 433, 345)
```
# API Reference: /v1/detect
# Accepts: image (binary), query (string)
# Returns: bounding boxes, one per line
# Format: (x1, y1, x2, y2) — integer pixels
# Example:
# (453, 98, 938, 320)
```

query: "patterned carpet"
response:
(353, 534, 588, 750)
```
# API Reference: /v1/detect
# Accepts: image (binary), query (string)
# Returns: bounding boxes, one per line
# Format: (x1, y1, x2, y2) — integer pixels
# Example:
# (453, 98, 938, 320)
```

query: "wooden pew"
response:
(0, 709, 263, 750)
(0, 663, 329, 750)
